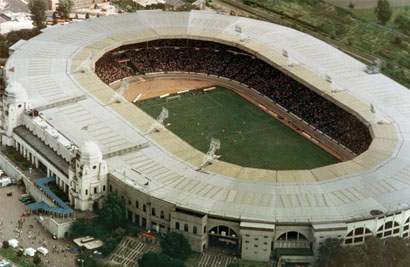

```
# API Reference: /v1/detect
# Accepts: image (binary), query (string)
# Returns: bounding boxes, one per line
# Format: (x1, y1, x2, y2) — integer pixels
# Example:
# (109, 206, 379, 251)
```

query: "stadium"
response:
(2, 10, 410, 265)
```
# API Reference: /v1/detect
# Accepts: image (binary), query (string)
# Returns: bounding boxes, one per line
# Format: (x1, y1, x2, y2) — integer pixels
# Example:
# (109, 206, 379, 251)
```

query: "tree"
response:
(57, 0, 74, 19)
(28, 0, 47, 29)
(85, 12, 90, 19)
(33, 254, 41, 265)
(394, 13, 410, 35)
(348, 3, 355, 9)
(160, 232, 192, 260)
(363, 236, 388, 267)
(101, 192, 126, 228)
(17, 250, 24, 257)
(375, 0, 392, 25)
(384, 237, 409, 266)
(2, 241, 9, 249)
(317, 238, 342, 267)
(70, 217, 93, 238)
(397, 255, 410, 267)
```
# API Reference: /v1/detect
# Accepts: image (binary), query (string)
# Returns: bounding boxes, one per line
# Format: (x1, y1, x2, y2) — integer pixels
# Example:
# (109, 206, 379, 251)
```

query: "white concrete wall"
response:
(23, 115, 72, 162)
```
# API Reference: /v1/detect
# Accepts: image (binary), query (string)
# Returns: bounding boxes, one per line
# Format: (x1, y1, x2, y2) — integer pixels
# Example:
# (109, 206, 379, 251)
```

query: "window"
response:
(344, 227, 372, 245)
(245, 241, 249, 243)
(176, 222, 180, 230)
(160, 210, 164, 219)
(103, 185, 106, 191)
(136, 201, 139, 209)
(376, 221, 400, 238)
(143, 204, 146, 212)
(254, 238, 259, 241)
(193, 226, 197, 234)
(184, 224, 189, 232)
(403, 218, 410, 238)
(109, 185, 112, 192)
(254, 245, 258, 248)
(85, 189, 88, 195)
(152, 208, 156, 216)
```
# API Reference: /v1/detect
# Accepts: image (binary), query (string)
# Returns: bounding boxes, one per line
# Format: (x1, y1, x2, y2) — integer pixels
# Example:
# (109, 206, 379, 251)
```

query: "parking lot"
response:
(0, 185, 76, 267)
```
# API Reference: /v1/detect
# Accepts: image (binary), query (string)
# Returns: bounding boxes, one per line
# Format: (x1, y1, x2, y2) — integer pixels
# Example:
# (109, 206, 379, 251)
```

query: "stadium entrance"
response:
(208, 226, 239, 251)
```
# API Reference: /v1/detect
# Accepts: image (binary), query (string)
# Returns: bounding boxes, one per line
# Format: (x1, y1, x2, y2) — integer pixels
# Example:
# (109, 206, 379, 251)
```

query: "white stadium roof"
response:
(5, 10, 410, 224)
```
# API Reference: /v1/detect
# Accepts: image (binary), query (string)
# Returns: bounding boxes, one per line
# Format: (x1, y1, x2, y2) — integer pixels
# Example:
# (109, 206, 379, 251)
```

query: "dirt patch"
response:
(123, 78, 215, 102)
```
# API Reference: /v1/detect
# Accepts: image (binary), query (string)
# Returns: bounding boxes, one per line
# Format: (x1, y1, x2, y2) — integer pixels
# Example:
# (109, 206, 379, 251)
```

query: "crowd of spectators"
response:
(95, 39, 371, 154)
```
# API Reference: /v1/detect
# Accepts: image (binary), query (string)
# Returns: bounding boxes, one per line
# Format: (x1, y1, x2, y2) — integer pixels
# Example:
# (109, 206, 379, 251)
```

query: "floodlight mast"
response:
(74, 51, 94, 73)
(197, 138, 221, 171)
(107, 79, 129, 105)
(147, 107, 169, 134)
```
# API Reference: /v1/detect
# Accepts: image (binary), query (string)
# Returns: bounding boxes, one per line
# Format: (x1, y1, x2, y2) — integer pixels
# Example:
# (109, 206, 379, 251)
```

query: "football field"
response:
(137, 86, 339, 170)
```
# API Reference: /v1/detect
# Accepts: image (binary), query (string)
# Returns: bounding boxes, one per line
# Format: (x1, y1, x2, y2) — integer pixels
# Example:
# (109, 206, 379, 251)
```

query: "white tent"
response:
(8, 239, 18, 248)
(37, 247, 48, 255)
(24, 248, 36, 257)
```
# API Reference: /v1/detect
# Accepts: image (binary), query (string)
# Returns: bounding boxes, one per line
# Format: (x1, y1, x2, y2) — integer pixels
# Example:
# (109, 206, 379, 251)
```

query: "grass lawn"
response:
(353, 6, 410, 27)
(138, 87, 339, 170)
(0, 248, 43, 267)
(219, 0, 410, 88)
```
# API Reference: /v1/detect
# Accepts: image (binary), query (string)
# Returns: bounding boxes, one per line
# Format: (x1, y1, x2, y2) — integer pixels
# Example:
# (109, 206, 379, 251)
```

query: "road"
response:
(0, 0, 29, 14)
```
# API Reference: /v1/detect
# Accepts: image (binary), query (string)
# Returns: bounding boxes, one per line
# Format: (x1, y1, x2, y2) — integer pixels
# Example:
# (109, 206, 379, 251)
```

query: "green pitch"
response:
(138, 87, 339, 170)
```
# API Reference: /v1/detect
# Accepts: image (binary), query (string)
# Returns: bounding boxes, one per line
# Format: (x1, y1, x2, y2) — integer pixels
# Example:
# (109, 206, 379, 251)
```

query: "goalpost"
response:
(166, 95, 181, 103)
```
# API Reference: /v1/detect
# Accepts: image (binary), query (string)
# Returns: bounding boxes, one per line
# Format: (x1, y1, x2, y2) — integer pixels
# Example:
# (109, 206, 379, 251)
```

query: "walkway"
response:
(27, 177, 73, 217)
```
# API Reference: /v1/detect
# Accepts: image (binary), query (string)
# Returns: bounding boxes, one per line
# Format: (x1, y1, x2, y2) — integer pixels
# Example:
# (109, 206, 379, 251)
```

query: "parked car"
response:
(19, 195, 31, 202)
(22, 197, 34, 204)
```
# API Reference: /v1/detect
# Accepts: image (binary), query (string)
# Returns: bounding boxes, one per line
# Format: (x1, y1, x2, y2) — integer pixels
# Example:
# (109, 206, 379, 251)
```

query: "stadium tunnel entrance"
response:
(208, 225, 240, 251)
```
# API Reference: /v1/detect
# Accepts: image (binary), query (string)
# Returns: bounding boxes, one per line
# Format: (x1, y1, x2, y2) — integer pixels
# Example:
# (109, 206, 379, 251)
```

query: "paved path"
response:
(0, 185, 76, 267)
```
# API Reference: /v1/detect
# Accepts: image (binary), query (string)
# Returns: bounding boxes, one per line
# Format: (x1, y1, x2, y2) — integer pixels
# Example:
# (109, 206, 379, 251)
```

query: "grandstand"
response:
(2, 10, 410, 265)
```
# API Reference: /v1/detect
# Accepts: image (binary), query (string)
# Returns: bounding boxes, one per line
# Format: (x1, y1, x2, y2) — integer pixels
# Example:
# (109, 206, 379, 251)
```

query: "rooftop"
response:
(5, 11, 410, 224)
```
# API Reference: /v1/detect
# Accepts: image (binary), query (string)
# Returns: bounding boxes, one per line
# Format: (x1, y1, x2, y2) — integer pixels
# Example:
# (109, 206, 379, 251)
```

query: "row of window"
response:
(127, 199, 168, 220)
(175, 222, 198, 234)
(84, 185, 105, 196)
(345, 218, 410, 244)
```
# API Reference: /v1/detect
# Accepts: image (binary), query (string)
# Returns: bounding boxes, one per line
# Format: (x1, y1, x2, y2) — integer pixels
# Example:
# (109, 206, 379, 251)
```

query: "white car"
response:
(37, 247, 48, 256)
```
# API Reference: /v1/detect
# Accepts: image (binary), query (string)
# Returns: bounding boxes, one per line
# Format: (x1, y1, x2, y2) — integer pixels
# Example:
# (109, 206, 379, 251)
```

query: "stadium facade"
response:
(2, 11, 410, 264)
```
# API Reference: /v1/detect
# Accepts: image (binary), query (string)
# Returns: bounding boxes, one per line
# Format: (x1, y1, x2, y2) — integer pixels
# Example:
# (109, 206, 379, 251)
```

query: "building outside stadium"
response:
(2, 10, 410, 265)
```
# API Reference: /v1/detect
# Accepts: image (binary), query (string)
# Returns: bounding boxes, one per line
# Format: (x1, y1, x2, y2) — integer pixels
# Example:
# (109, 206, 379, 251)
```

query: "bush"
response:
(2, 241, 9, 249)
(17, 250, 23, 257)
(392, 36, 402, 45)
(33, 254, 41, 265)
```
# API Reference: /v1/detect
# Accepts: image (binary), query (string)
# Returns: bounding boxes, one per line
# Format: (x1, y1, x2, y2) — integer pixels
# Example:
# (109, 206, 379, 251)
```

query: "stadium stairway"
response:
(28, 177, 74, 217)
